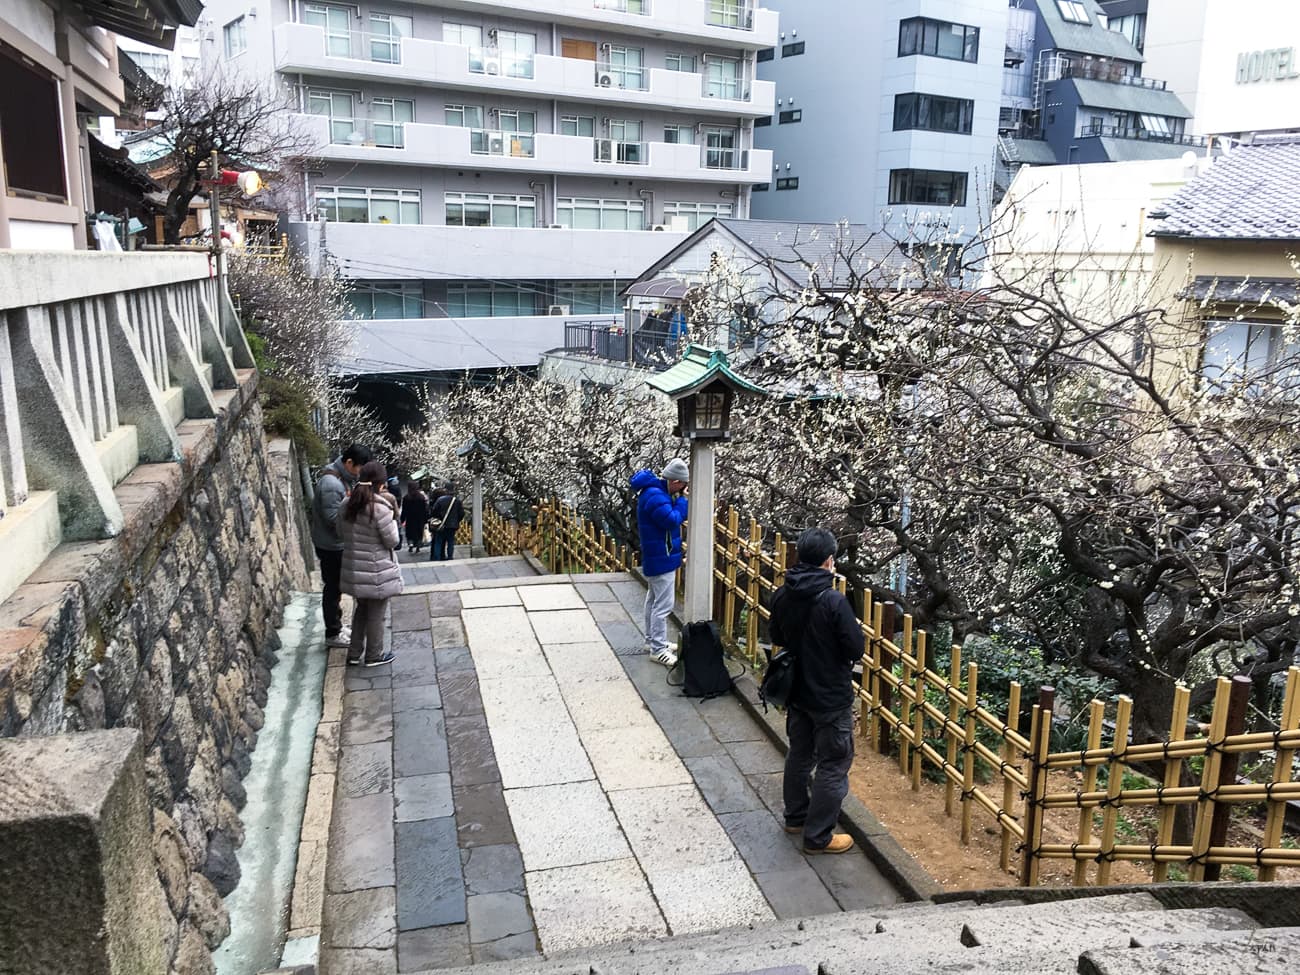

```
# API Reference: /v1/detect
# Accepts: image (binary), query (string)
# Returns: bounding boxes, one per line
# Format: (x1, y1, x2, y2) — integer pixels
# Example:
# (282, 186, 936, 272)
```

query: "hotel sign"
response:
(1236, 47, 1300, 83)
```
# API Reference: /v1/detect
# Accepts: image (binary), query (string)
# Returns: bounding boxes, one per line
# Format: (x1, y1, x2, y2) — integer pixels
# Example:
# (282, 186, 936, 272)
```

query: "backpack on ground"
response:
(677, 621, 733, 699)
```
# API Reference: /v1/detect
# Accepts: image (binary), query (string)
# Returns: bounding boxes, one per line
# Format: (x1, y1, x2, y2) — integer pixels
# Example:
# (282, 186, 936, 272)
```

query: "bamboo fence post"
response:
(1204, 675, 1252, 881)
(860, 591, 875, 742)
(746, 518, 761, 659)
(999, 679, 1021, 872)
(711, 503, 726, 625)
(945, 644, 963, 816)
(878, 602, 896, 755)
(1096, 695, 1132, 886)
(911, 630, 927, 791)
(1152, 685, 1192, 883)
(1189, 676, 1233, 882)
(959, 660, 979, 844)
(868, 599, 883, 750)
(898, 614, 915, 776)
(1260, 667, 1300, 882)
(724, 507, 739, 641)
(1072, 699, 1107, 887)
(1019, 686, 1056, 887)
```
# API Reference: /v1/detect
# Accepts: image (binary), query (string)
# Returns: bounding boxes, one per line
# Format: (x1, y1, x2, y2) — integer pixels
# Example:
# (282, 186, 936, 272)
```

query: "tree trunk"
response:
(163, 180, 198, 244)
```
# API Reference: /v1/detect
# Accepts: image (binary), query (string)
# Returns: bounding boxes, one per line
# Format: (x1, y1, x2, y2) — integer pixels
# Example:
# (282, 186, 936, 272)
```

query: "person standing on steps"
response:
(769, 527, 861, 855)
(337, 461, 402, 667)
(310, 443, 372, 648)
(429, 485, 464, 561)
(630, 458, 689, 668)
(401, 481, 430, 554)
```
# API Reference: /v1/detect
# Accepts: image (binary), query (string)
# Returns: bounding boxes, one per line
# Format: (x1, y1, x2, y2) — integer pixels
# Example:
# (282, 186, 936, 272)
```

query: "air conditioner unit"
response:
(484, 55, 502, 74)
(651, 223, 670, 231)
(548, 223, 564, 229)
(596, 70, 614, 87)
(547, 304, 571, 316)
(487, 132, 507, 155)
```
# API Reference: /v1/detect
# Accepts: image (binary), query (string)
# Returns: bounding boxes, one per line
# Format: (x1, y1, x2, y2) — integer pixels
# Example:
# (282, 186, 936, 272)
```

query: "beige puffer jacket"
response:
(338, 493, 404, 600)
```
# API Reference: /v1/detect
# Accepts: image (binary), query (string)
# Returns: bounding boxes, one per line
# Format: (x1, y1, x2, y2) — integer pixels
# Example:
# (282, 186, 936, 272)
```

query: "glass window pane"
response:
(337, 197, 368, 222)
(371, 198, 399, 223)
(465, 289, 492, 317)
(400, 200, 420, 224)
(573, 205, 601, 229)
(373, 289, 404, 318)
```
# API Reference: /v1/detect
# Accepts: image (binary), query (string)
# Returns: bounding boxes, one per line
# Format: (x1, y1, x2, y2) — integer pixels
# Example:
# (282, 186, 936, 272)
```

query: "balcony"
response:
(1076, 122, 1207, 148)
(411, 0, 779, 48)
(294, 113, 773, 183)
(274, 23, 774, 117)
(1058, 59, 1168, 91)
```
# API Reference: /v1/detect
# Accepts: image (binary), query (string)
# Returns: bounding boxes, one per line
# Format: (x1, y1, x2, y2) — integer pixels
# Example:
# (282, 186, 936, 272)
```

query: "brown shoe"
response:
(805, 834, 854, 855)
(783, 824, 803, 835)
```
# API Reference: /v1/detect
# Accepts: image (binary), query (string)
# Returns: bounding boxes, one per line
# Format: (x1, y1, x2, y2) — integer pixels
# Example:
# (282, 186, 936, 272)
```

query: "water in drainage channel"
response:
(212, 592, 327, 975)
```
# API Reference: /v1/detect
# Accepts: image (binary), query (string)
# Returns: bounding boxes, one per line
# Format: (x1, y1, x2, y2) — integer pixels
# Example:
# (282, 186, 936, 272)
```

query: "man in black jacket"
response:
(769, 528, 862, 854)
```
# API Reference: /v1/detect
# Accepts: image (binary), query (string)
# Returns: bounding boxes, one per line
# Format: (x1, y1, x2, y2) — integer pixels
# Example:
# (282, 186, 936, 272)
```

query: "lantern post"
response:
(456, 438, 493, 554)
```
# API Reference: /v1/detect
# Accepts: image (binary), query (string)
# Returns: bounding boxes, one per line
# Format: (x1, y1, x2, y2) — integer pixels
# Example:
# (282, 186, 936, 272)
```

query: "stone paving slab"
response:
(525, 858, 666, 952)
(395, 817, 466, 929)
(517, 584, 586, 611)
(527, 608, 605, 645)
(458, 588, 521, 609)
(583, 725, 692, 791)
(504, 780, 632, 871)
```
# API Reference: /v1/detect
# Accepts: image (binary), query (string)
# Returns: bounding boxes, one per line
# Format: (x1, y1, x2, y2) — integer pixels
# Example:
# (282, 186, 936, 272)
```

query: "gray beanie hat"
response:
(662, 458, 690, 482)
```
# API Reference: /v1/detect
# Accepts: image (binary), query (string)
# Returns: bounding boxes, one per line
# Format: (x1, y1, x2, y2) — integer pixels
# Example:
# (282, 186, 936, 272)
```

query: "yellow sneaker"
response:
(805, 834, 855, 854)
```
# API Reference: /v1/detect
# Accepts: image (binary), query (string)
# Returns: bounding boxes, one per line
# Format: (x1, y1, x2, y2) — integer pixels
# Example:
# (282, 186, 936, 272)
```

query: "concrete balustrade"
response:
(0, 252, 254, 605)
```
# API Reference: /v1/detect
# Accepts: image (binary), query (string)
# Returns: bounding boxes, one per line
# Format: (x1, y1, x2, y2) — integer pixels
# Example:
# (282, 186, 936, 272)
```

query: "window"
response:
(663, 201, 732, 231)
(557, 197, 645, 230)
(781, 41, 805, 57)
(752, 183, 769, 191)
(898, 17, 979, 63)
(778, 109, 802, 124)
(491, 109, 536, 156)
(1055, 0, 1090, 24)
(131, 51, 171, 82)
(665, 53, 697, 73)
(893, 92, 974, 134)
(496, 30, 536, 79)
(308, 89, 356, 143)
(607, 46, 645, 90)
(369, 97, 413, 148)
(1202, 320, 1300, 388)
(663, 124, 695, 145)
(701, 125, 739, 168)
(775, 177, 798, 190)
(446, 283, 540, 317)
(303, 3, 353, 57)
(561, 115, 596, 138)
(756, 47, 774, 62)
(754, 115, 771, 127)
(182, 56, 200, 76)
(556, 281, 623, 314)
(1140, 113, 1171, 137)
(444, 192, 536, 228)
(316, 186, 421, 224)
(706, 0, 747, 29)
(0, 42, 67, 202)
(704, 55, 742, 99)
(443, 22, 484, 71)
(369, 13, 412, 64)
(888, 169, 968, 206)
(223, 16, 248, 57)
(348, 282, 423, 320)
(445, 104, 484, 128)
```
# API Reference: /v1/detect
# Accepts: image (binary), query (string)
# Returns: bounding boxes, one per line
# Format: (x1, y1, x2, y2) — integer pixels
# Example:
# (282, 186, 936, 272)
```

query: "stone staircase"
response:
(411, 889, 1300, 975)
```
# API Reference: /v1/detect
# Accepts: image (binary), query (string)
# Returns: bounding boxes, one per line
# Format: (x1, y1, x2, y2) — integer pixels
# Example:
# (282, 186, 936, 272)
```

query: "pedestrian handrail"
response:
(480, 492, 1300, 886)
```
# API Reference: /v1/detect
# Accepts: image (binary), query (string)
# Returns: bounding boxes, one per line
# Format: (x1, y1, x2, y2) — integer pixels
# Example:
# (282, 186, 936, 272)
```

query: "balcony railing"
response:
(595, 138, 648, 164)
(304, 27, 407, 64)
(702, 145, 748, 170)
(320, 116, 409, 149)
(1078, 122, 1207, 147)
(469, 128, 536, 157)
(564, 317, 681, 368)
(706, 0, 754, 29)
(594, 0, 650, 13)
(1060, 59, 1167, 90)
(595, 63, 648, 91)
(470, 46, 536, 79)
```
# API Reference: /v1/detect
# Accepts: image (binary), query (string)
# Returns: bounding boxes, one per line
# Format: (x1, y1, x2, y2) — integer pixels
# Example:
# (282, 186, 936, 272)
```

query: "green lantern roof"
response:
(646, 345, 767, 400)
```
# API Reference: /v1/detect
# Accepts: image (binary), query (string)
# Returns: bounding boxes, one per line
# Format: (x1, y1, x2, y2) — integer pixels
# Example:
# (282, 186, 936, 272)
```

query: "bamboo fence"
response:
(486, 497, 1300, 885)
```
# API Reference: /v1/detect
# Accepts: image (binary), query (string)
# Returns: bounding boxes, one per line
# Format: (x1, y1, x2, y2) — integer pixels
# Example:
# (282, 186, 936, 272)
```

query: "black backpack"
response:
(678, 621, 733, 700)
(759, 588, 832, 711)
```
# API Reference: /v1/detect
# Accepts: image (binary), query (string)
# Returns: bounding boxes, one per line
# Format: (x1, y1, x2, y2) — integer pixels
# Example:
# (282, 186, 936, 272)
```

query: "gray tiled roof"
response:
(1149, 140, 1300, 240)
(1095, 138, 1201, 162)
(1068, 78, 1191, 118)
(1035, 0, 1144, 61)
(712, 219, 903, 290)
(1009, 139, 1059, 165)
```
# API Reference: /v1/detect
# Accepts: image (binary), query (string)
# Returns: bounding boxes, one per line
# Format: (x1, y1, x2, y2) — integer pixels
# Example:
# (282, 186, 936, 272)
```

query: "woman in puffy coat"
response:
(337, 460, 403, 666)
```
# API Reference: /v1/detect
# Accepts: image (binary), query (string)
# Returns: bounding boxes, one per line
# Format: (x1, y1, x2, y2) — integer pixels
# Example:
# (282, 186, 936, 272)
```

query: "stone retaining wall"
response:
(0, 371, 311, 974)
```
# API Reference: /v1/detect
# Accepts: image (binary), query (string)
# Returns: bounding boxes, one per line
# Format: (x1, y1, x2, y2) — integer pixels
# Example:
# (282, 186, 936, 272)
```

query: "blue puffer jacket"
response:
(631, 469, 689, 576)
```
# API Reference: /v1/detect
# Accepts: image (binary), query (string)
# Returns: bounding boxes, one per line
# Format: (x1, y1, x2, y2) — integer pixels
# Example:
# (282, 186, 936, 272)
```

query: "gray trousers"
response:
(783, 704, 855, 848)
(349, 597, 389, 662)
(643, 570, 676, 653)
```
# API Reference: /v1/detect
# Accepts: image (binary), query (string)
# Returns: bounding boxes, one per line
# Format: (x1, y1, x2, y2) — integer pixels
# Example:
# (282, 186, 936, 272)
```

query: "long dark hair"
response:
(343, 461, 388, 522)
(405, 482, 423, 501)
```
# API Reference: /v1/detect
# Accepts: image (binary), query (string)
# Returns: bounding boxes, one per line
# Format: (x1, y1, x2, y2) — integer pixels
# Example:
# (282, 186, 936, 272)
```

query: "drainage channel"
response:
(213, 592, 327, 975)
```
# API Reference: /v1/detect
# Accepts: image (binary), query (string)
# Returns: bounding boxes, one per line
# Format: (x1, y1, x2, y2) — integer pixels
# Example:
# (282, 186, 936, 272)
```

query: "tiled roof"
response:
(1068, 78, 1191, 118)
(1148, 140, 1300, 240)
(1095, 138, 1202, 162)
(712, 219, 903, 290)
(1009, 139, 1059, 165)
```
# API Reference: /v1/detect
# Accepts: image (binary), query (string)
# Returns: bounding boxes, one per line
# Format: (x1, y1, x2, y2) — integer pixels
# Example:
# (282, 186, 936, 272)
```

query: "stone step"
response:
(1079, 927, 1300, 975)
(1129, 923, 1300, 948)
(410, 894, 1164, 975)
(959, 906, 1255, 950)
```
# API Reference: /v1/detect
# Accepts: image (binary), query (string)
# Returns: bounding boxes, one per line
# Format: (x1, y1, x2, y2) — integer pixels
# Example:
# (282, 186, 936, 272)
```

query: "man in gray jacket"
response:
(311, 444, 372, 646)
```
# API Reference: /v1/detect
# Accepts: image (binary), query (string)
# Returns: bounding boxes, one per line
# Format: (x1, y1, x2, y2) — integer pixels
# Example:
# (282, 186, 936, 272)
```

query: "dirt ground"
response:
(849, 747, 1298, 891)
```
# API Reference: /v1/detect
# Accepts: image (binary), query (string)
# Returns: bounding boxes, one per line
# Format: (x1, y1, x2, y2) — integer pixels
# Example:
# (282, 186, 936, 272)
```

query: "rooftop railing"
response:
(1078, 122, 1207, 147)
(1060, 59, 1168, 90)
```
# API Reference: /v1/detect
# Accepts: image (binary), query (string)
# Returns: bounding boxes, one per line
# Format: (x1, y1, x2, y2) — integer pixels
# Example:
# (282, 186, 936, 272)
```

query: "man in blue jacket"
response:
(630, 458, 690, 667)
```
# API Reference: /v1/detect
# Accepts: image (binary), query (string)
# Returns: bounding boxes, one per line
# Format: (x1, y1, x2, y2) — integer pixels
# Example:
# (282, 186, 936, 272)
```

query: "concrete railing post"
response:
(0, 729, 167, 975)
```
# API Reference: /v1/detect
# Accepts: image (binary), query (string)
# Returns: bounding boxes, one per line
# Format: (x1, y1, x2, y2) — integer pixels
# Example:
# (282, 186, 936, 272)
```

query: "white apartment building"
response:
(751, 0, 1006, 241)
(201, 0, 777, 372)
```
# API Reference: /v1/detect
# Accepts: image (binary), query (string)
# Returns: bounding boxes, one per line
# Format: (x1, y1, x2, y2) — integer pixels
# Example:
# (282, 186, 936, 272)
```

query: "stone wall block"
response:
(96, 636, 143, 726)
(171, 922, 216, 975)
(174, 798, 209, 870)
(216, 795, 245, 848)
(160, 692, 198, 794)
(145, 743, 173, 812)
(221, 761, 248, 811)
(153, 808, 191, 918)
(203, 828, 240, 897)
(188, 872, 231, 949)
(69, 667, 107, 731)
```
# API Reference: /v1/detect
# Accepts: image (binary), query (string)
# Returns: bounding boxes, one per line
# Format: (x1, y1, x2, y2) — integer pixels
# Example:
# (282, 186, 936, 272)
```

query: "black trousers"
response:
(316, 547, 343, 636)
(783, 703, 855, 849)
